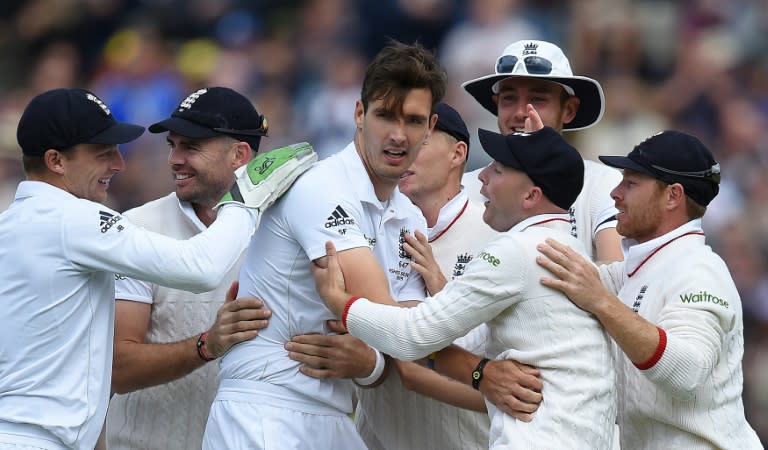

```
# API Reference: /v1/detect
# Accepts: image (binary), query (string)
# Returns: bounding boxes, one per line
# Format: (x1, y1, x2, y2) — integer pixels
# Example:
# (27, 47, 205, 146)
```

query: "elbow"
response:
(180, 270, 226, 293)
(669, 368, 710, 397)
(110, 367, 137, 395)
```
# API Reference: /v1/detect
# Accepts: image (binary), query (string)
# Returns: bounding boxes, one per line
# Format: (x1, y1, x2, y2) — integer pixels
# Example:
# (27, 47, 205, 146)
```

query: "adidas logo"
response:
(99, 210, 123, 233)
(324, 205, 355, 228)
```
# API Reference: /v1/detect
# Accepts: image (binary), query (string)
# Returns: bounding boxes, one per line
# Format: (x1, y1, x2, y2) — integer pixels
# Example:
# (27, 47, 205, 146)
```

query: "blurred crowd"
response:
(0, 0, 766, 443)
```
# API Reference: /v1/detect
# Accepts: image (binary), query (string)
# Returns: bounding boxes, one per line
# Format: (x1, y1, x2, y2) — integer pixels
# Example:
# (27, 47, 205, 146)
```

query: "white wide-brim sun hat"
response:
(461, 40, 605, 131)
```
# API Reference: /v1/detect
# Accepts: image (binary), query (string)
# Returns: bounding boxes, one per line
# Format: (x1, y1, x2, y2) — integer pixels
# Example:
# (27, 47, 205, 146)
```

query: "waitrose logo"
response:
(680, 291, 729, 308)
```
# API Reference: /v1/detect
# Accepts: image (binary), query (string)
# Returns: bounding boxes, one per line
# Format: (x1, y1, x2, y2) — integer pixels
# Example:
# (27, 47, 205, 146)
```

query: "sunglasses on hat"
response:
(650, 162, 721, 184)
(213, 114, 269, 137)
(495, 55, 553, 75)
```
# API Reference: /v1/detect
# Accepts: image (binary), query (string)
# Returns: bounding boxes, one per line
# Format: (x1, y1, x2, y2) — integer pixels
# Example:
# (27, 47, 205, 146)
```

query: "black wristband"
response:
(471, 358, 490, 390)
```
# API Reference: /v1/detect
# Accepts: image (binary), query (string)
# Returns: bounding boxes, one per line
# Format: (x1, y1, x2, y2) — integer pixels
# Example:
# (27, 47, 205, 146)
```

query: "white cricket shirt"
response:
(217, 142, 426, 414)
(346, 214, 617, 449)
(356, 188, 498, 450)
(0, 181, 254, 449)
(599, 219, 762, 449)
(107, 192, 246, 450)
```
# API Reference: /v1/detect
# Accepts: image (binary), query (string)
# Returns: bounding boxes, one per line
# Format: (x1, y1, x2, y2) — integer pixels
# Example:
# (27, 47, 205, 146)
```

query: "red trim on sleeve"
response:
(341, 296, 360, 328)
(635, 327, 667, 370)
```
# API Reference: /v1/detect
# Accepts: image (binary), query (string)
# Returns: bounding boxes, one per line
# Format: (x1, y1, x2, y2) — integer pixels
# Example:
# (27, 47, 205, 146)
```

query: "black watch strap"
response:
(471, 358, 490, 390)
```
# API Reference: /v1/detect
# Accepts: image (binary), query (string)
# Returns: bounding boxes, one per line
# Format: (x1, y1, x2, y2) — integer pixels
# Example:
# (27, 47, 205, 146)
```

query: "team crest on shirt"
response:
(569, 207, 577, 237)
(387, 227, 414, 280)
(452, 253, 473, 279)
(398, 227, 412, 261)
(632, 285, 648, 312)
(99, 210, 124, 233)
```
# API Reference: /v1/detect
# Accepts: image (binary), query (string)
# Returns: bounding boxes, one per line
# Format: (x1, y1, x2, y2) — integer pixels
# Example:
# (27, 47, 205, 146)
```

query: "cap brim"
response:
(86, 123, 145, 145)
(478, 128, 524, 170)
(598, 155, 655, 177)
(461, 73, 605, 131)
(148, 117, 219, 138)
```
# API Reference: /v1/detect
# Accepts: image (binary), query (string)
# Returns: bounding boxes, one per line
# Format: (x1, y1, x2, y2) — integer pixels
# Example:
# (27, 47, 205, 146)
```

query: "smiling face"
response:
(611, 169, 667, 242)
(166, 133, 249, 210)
(493, 77, 579, 134)
(398, 130, 464, 206)
(477, 160, 535, 232)
(354, 88, 436, 199)
(58, 143, 125, 203)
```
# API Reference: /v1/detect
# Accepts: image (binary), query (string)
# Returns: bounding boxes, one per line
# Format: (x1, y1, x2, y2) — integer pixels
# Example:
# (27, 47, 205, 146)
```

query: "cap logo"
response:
(178, 88, 208, 111)
(511, 130, 532, 136)
(86, 93, 111, 116)
(523, 42, 538, 55)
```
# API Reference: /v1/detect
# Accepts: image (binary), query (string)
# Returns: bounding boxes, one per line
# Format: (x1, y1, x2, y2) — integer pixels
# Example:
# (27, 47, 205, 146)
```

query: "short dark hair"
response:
(21, 146, 75, 175)
(22, 154, 46, 175)
(360, 40, 446, 114)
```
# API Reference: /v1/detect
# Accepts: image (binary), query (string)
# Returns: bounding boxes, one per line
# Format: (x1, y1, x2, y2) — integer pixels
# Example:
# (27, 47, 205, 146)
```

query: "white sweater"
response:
(355, 191, 498, 450)
(346, 215, 617, 449)
(107, 193, 245, 450)
(599, 219, 762, 449)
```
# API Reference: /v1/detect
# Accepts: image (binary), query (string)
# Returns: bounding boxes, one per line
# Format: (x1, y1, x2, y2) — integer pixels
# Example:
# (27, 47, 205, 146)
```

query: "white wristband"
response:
(354, 347, 385, 386)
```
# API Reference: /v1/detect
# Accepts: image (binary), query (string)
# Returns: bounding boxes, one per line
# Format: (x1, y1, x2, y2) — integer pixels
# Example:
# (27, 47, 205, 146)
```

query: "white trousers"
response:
(203, 380, 367, 450)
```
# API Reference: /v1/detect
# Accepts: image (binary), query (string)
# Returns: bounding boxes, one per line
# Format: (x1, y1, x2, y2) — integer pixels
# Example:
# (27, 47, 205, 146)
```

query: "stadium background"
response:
(0, 0, 766, 444)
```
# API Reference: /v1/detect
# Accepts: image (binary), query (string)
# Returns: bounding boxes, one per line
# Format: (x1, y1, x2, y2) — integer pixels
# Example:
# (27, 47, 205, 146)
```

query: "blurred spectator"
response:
(297, 46, 365, 158)
(439, 0, 543, 169)
(572, 73, 668, 162)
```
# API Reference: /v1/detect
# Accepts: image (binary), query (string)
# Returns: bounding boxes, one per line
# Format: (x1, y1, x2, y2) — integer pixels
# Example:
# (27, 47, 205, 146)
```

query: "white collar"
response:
(175, 193, 208, 232)
(622, 219, 705, 277)
(337, 141, 412, 217)
(16, 180, 80, 203)
(509, 212, 573, 234)
(428, 187, 468, 241)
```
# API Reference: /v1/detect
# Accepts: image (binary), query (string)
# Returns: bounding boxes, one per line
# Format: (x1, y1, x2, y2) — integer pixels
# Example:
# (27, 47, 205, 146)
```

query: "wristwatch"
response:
(471, 358, 490, 390)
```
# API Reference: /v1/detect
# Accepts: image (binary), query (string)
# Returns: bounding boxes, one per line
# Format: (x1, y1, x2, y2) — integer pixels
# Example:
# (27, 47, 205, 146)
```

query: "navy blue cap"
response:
(17, 88, 145, 156)
(479, 126, 584, 210)
(434, 102, 470, 155)
(149, 87, 267, 150)
(599, 131, 720, 206)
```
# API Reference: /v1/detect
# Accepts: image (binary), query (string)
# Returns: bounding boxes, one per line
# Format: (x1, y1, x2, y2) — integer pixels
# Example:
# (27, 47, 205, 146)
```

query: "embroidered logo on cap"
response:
(523, 42, 538, 55)
(86, 93, 111, 116)
(178, 88, 208, 111)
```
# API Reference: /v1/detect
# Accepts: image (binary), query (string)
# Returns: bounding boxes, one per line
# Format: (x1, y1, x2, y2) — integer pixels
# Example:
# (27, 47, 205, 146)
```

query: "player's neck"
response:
(193, 203, 217, 227)
(412, 184, 461, 227)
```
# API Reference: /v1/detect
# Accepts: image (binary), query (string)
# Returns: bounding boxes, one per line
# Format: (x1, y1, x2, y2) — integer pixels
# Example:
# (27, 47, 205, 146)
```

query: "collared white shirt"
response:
(0, 181, 253, 449)
(598, 219, 762, 449)
(218, 142, 427, 414)
(345, 213, 616, 449)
